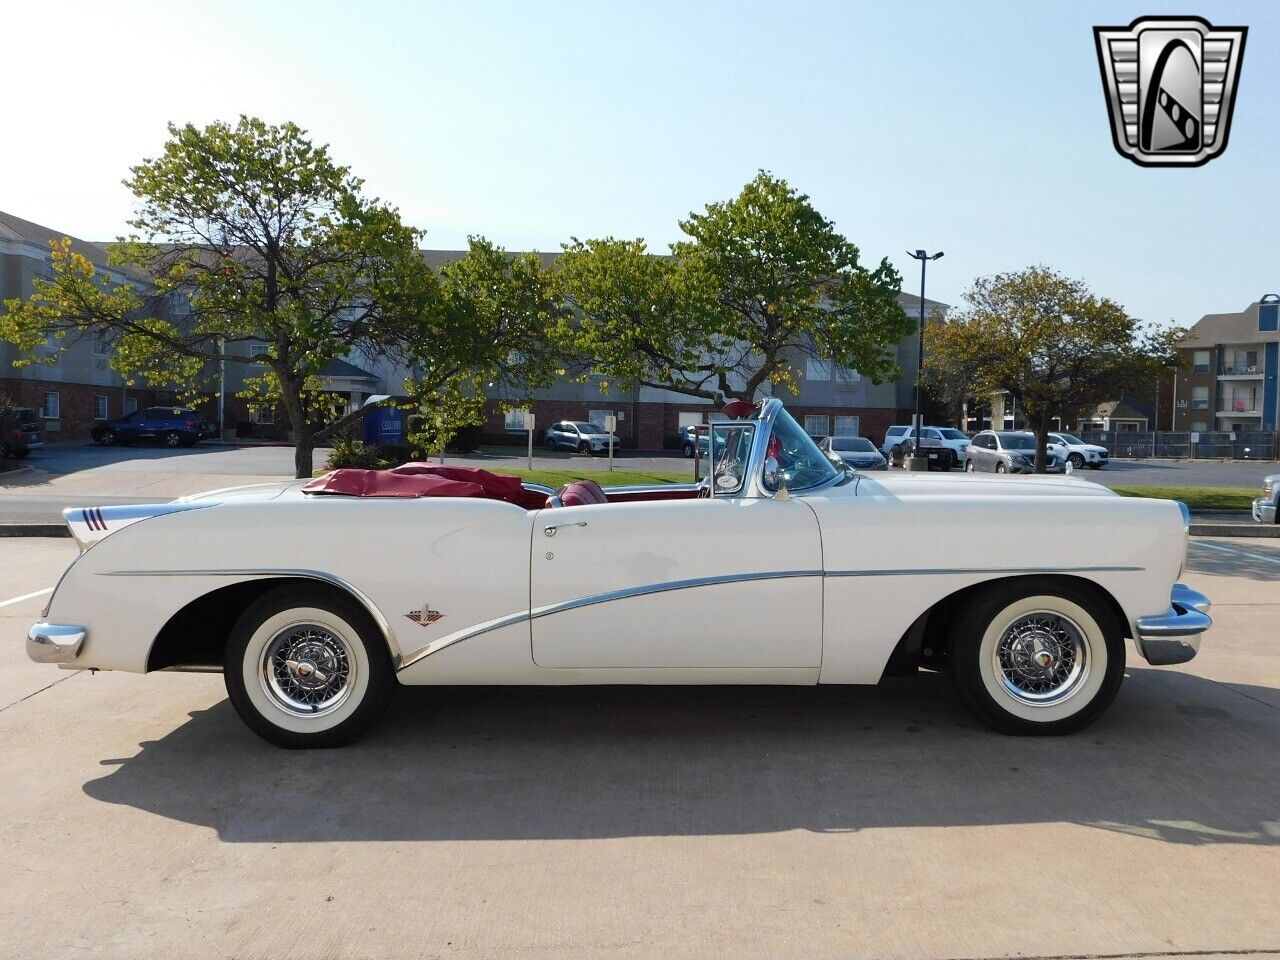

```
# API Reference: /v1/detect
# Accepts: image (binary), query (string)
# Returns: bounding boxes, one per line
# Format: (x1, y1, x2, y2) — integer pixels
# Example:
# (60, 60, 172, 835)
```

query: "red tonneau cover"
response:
(302, 463, 545, 508)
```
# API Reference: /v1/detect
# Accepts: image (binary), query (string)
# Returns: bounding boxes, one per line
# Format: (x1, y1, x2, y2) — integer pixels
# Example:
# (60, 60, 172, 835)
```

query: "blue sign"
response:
(362, 406, 405, 445)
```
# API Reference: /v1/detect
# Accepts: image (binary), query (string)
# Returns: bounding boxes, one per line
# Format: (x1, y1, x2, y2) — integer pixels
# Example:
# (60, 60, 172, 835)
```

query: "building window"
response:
(504, 408, 531, 432)
(1192, 350, 1210, 374)
(93, 336, 111, 355)
(250, 407, 275, 425)
(803, 414, 829, 437)
(588, 409, 614, 430)
(833, 415, 861, 437)
(677, 412, 704, 430)
(94, 395, 109, 420)
(805, 358, 834, 381)
(40, 392, 60, 420)
(1192, 386, 1209, 409)
(1191, 422, 1208, 433)
(123, 396, 138, 415)
(249, 343, 271, 365)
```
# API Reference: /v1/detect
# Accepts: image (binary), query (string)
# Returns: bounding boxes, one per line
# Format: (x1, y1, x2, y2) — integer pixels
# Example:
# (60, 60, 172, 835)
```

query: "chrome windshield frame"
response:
(738, 398, 844, 499)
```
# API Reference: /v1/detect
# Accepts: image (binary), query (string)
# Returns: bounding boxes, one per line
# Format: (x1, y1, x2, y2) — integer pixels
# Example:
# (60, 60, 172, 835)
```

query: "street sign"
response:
(521, 411, 535, 431)
(603, 415, 617, 433)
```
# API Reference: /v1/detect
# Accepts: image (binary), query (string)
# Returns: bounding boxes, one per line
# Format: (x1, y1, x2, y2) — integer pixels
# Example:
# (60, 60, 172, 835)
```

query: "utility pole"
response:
(905, 249, 944, 471)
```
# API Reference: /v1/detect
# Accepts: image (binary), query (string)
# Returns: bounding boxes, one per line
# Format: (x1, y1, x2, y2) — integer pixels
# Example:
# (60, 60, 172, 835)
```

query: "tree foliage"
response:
(558, 171, 911, 402)
(1, 117, 437, 478)
(924, 267, 1184, 471)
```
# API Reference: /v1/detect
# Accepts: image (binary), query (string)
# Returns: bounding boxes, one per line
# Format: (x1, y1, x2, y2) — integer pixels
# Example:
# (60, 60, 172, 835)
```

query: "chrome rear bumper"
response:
(27, 623, 86, 663)
(1135, 584, 1210, 666)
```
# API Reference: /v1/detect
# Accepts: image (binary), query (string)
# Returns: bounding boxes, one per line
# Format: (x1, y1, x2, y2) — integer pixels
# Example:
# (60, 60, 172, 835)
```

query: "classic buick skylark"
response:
(28, 399, 1211, 748)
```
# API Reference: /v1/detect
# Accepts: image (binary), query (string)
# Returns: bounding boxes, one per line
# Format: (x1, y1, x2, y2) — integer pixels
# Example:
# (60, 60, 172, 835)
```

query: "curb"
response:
(0, 524, 70, 538)
(1191, 522, 1280, 538)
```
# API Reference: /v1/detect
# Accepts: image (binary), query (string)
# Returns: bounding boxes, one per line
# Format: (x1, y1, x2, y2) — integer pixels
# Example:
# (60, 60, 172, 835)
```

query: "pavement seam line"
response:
(1203, 676, 1280, 714)
(0, 672, 79, 714)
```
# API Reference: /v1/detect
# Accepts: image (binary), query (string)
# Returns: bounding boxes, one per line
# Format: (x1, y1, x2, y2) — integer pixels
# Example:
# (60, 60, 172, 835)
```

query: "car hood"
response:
(847, 473, 1115, 500)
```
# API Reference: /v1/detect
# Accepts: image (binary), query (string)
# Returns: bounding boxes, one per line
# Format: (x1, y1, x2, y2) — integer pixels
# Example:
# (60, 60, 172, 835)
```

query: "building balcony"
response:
(1216, 404, 1262, 417)
(1217, 365, 1264, 379)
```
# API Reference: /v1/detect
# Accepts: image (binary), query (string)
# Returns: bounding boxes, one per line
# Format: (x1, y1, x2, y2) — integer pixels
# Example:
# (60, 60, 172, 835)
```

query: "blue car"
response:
(91, 406, 214, 448)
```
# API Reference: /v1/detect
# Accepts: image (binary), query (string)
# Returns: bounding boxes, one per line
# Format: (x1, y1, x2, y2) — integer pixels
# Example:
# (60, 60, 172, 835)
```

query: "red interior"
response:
(303, 463, 703, 509)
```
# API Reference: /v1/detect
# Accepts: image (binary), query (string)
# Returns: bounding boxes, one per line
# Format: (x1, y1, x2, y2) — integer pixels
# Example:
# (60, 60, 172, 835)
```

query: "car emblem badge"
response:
(1093, 16, 1246, 167)
(406, 604, 444, 627)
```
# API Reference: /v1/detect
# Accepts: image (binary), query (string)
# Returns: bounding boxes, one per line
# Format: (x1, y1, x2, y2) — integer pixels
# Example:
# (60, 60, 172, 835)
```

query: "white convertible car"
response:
(27, 399, 1210, 748)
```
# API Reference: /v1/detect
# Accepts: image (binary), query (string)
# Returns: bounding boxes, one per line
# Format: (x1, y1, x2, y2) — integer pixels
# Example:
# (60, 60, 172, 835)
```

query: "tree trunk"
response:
(277, 373, 314, 480)
(1032, 416, 1052, 474)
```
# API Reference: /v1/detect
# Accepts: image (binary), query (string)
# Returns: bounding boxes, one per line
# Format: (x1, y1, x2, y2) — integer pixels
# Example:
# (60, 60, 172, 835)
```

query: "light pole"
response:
(906, 249, 943, 471)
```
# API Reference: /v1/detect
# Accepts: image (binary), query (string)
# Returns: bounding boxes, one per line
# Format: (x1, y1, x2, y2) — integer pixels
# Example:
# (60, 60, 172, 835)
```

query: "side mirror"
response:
(763, 456, 790, 500)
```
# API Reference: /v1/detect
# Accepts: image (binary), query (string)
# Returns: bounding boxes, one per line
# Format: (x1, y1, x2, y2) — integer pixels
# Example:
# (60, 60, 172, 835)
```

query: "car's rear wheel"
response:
(98, 430, 116, 446)
(224, 586, 396, 748)
(682, 443, 694, 458)
(950, 580, 1125, 735)
(577, 441, 590, 454)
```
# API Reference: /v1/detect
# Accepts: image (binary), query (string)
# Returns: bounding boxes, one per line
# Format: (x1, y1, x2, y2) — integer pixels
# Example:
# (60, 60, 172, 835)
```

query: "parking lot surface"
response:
(2, 537, 1279, 959)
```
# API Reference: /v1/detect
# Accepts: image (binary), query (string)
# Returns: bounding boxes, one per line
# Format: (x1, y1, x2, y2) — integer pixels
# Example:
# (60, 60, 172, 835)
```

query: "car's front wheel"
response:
(224, 586, 396, 748)
(950, 580, 1125, 735)
(995, 462, 1007, 474)
(964, 459, 975, 473)
(163, 430, 184, 448)
(1068, 453, 1085, 469)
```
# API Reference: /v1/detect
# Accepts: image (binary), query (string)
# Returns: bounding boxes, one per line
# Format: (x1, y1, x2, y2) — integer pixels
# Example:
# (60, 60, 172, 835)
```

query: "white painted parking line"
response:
(0, 587, 52, 610)
(1192, 540, 1280, 567)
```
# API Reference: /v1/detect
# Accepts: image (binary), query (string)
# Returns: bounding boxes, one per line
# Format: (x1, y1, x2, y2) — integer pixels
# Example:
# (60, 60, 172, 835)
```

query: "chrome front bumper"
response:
(26, 623, 86, 663)
(1253, 497, 1277, 524)
(1134, 584, 1210, 666)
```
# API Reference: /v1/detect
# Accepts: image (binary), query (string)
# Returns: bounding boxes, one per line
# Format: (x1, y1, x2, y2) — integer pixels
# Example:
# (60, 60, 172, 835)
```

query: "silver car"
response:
(818, 435, 887, 470)
(543, 420, 620, 455)
(964, 431, 1064, 474)
(1253, 474, 1279, 523)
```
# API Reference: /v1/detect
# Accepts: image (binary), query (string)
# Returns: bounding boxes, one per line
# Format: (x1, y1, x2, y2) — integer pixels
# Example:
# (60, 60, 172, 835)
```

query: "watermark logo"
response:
(1094, 16, 1246, 167)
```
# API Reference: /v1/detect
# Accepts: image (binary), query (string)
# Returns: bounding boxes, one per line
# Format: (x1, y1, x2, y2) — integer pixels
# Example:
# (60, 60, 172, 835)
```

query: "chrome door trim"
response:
(101, 567, 404, 665)
(824, 565, 1143, 577)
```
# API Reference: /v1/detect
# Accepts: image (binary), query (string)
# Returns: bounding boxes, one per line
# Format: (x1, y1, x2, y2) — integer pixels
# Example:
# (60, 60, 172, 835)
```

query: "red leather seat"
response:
(546, 479, 608, 508)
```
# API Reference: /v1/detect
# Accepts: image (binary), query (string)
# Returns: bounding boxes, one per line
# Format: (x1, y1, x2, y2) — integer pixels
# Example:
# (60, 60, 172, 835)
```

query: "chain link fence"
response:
(1078, 430, 1280, 460)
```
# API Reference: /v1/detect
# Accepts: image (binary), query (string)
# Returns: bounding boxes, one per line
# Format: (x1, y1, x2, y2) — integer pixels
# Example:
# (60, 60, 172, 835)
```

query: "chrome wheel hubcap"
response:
(993, 611, 1090, 706)
(260, 624, 356, 716)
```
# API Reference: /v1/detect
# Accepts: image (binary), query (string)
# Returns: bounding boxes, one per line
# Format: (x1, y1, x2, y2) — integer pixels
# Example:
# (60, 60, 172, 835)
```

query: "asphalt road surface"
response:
(1, 536, 1278, 958)
(0, 442, 1275, 525)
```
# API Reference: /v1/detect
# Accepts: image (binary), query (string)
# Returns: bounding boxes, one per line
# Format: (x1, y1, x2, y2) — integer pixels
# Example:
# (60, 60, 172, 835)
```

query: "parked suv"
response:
(544, 420, 620, 455)
(1045, 432, 1110, 470)
(880, 425, 970, 470)
(965, 431, 1064, 474)
(91, 407, 213, 448)
(1, 407, 43, 459)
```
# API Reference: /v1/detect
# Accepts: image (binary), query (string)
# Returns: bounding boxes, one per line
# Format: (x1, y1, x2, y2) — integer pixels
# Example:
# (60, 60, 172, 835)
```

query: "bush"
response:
(326, 438, 387, 470)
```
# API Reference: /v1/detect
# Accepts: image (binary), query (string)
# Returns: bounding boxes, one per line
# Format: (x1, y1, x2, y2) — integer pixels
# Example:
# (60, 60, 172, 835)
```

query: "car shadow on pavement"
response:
(83, 668, 1280, 846)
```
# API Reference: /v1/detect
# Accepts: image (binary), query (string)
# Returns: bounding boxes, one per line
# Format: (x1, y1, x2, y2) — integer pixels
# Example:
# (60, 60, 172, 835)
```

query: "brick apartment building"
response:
(1, 211, 945, 449)
(1172, 295, 1280, 434)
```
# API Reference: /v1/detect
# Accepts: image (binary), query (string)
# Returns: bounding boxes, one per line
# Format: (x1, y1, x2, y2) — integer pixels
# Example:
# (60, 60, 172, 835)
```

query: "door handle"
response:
(544, 521, 588, 537)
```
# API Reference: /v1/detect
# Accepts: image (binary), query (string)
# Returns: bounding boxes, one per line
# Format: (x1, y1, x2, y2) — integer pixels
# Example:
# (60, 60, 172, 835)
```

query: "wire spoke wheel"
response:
(260, 623, 357, 717)
(993, 611, 1090, 706)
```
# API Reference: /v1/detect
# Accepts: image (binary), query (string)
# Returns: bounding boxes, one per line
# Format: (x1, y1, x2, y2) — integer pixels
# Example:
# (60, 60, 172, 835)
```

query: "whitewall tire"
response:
(224, 587, 396, 748)
(951, 581, 1125, 735)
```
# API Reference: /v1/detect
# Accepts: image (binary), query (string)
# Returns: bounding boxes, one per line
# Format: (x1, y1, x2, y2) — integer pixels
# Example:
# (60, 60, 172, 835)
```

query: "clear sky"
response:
(3, 1, 1275, 327)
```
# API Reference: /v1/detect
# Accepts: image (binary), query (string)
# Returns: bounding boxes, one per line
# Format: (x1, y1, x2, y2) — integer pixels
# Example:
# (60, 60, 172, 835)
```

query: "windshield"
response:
(939, 428, 968, 440)
(1055, 433, 1083, 445)
(763, 409, 838, 491)
(832, 437, 875, 452)
(998, 433, 1036, 450)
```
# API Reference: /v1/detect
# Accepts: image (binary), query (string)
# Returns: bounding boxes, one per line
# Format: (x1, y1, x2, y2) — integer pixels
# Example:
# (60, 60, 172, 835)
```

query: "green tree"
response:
(399, 237, 569, 456)
(924, 267, 1184, 472)
(0, 117, 437, 478)
(558, 171, 911, 402)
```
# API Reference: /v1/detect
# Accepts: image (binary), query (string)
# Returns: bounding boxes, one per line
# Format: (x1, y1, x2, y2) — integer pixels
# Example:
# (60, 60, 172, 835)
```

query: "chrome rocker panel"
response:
(1134, 584, 1211, 666)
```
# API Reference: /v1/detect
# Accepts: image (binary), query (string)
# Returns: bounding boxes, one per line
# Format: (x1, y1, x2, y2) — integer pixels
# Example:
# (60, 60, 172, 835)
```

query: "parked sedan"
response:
(543, 420, 619, 455)
(818, 435, 887, 470)
(965, 431, 1064, 474)
(1, 407, 43, 459)
(91, 407, 213, 448)
(28, 397, 1210, 748)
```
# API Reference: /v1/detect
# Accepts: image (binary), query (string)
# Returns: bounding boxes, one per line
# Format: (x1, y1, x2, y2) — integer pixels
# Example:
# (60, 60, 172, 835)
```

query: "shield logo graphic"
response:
(1094, 16, 1247, 167)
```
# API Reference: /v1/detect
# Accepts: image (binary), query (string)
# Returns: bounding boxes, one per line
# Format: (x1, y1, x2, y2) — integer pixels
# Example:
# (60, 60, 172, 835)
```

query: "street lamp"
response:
(906, 249, 943, 471)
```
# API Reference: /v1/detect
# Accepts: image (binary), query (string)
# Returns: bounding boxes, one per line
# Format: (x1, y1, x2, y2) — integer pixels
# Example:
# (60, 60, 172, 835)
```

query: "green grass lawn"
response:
(1110, 484, 1257, 511)
(486, 467, 694, 488)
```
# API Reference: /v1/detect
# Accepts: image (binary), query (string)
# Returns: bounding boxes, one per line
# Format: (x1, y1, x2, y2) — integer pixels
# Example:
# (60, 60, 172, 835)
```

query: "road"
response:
(1, 536, 1278, 958)
(0, 442, 1274, 525)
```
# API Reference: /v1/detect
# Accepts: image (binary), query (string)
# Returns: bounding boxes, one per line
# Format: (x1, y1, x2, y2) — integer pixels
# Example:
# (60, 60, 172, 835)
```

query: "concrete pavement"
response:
(1, 537, 1278, 958)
